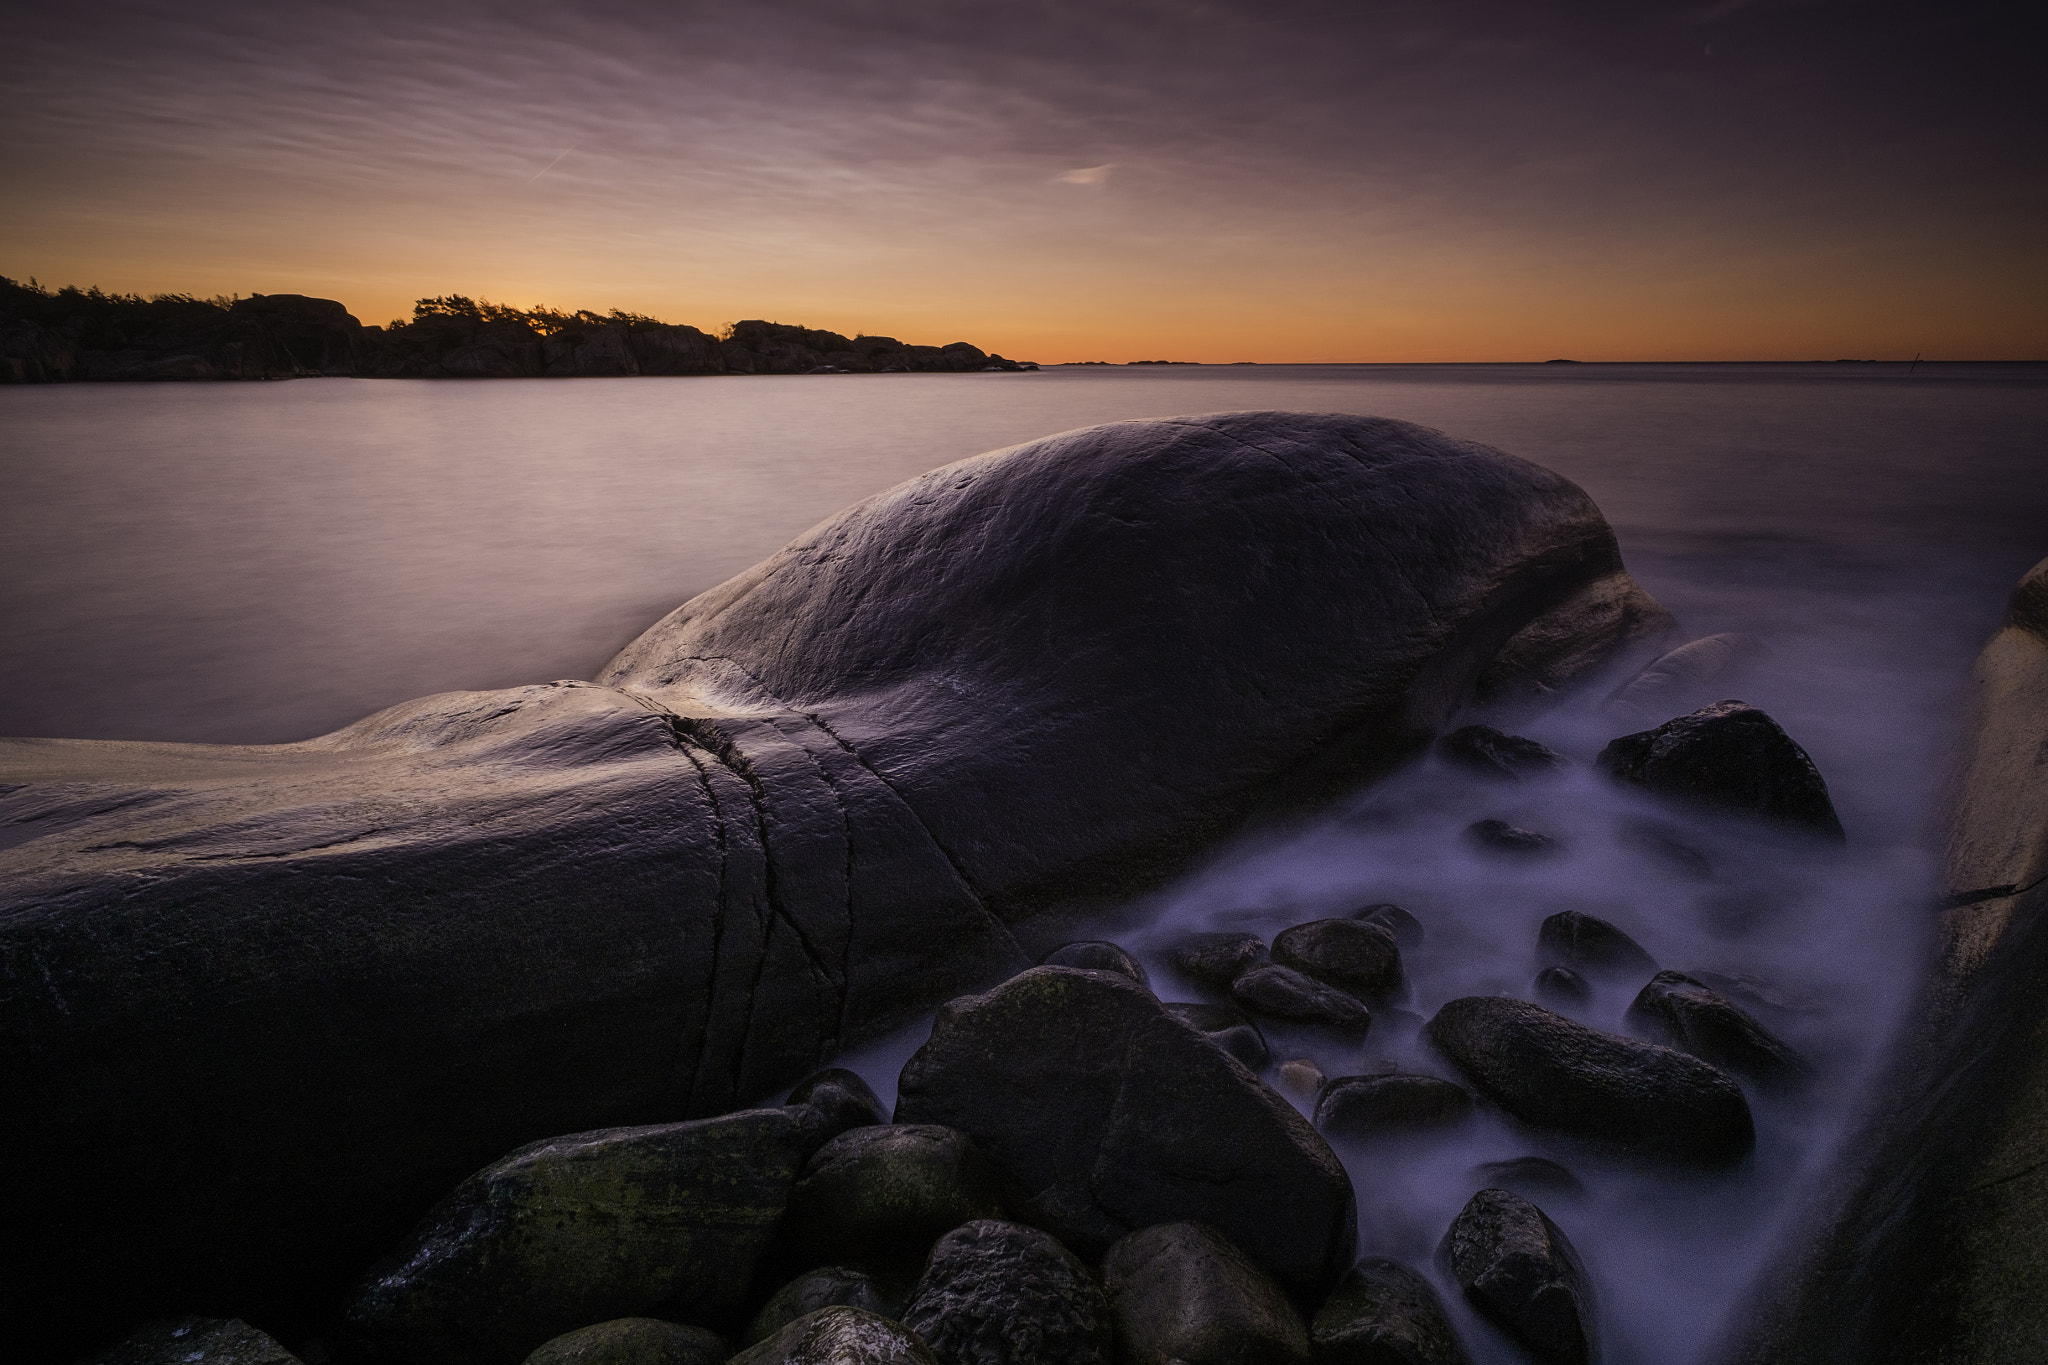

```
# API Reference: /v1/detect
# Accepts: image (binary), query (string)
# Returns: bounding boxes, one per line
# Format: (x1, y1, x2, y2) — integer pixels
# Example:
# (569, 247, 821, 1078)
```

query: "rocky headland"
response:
(0, 278, 1032, 382)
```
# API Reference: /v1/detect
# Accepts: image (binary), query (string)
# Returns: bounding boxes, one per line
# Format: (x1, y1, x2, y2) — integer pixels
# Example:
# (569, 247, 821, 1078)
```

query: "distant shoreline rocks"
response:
(0, 278, 1036, 383)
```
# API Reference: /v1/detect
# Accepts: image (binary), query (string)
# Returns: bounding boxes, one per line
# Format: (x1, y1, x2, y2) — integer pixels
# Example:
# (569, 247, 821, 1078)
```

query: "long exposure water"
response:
(4, 364, 2044, 1362)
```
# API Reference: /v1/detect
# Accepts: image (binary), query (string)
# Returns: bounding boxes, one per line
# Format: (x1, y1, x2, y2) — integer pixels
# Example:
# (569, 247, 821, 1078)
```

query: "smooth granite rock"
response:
(342, 1107, 826, 1363)
(1438, 1190, 1592, 1365)
(1038, 941, 1150, 988)
(898, 1221, 1108, 1365)
(1311, 1258, 1469, 1365)
(82, 1317, 302, 1365)
(1272, 919, 1404, 1003)
(730, 1306, 936, 1365)
(1167, 933, 1270, 986)
(894, 968, 1355, 1296)
(1351, 903, 1425, 949)
(1438, 725, 1565, 781)
(1163, 1002, 1272, 1070)
(1314, 1074, 1474, 1140)
(1598, 700, 1843, 839)
(1102, 1222, 1311, 1365)
(1427, 996, 1753, 1167)
(1536, 911, 1658, 983)
(776, 1124, 1006, 1278)
(0, 411, 1667, 1357)
(1625, 971, 1810, 1088)
(521, 1319, 727, 1365)
(746, 1269, 906, 1349)
(1231, 964, 1374, 1033)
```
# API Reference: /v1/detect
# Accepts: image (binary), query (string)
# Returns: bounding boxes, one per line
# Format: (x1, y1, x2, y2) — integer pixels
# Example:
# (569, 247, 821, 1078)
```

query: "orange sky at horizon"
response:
(5, 1, 2042, 364)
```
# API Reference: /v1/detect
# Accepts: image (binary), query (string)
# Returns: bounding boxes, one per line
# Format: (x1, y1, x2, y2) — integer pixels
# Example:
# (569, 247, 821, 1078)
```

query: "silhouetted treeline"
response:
(0, 277, 1033, 383)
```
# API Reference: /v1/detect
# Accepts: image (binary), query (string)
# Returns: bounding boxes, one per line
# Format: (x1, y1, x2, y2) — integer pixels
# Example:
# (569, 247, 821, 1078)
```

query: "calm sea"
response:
(4, 364, 2045, 1363)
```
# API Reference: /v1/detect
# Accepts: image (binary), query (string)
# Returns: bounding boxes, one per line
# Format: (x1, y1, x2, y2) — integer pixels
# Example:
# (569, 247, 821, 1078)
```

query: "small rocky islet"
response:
(80, 701, 1830, 1365)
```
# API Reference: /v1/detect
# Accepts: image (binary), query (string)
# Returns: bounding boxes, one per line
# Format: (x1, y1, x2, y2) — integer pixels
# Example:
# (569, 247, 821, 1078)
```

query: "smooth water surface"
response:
(4, 364, 2045, 1363)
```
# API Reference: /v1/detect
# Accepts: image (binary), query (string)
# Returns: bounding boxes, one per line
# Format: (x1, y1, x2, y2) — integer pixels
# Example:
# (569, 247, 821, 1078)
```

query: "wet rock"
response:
(1311, 1257, 1469, 1365)
(746, 1268, 906, 1348)
(1167, 932, 1269, 987)
(1533, 966, 1592, 1009)
(1439, 725, 1566, 781)
(894, 968, 1356, 1296)
(1278, 1058, 1328, 1103)
(730, 1306, 936, 1364)
(1465, 820, 1558, 854)
(1273, 918, 1404, 1002)
(1164, 1002, 1271, 1070)
(898, 1220, 1109, 1365)
(1352, 903, 1424, 949)
(342, 1107, 826, 1363)
(778, 1124, 1006, 1277)
(83, 1317, 302, 1365)
(1536, 910, 1657, 982)
(522, 1318, 727, 1365)
(787, 1068, 890, 1135)
(1625, 971, 1811, 1087)
(1598, 700, 1844, 839)
(1426, 996, 1754, 1167)
(1438, 1189, 1593, 1365)
(1102, 1222, 1311, 1365)
(1314, 1074, 1474, 1140)
(1038, 941, 1150, 988)
(1231, 964, 1373, 1033)
(1470, 1157, 1586, 1203)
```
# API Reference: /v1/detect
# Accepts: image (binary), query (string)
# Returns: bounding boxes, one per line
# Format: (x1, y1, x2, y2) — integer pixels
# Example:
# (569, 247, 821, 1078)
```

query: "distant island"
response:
(0, 277, 1036, 383)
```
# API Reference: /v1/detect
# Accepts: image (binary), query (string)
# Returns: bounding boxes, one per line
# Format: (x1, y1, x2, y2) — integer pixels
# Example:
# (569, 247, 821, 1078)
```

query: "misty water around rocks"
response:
(5, 362, 2043, 1363)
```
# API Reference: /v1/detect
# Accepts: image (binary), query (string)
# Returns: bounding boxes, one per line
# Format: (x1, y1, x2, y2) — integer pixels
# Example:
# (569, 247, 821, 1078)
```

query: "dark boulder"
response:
(1164, 1002, 1272, 1070)
(1470, 1157, 1585, 1203)
(777, 1124, 1006, 1278)
(898, 1221, 1108, 1365)
(1272, 919, 1404, 1002)
(1625, 971, 1811, 1088)
(1314, 1074, 1474, 1140)
(1465, 819, 1558, 854)
(893, 968, 1355, 1296)
(1437, 1189, 1593, 1365)
(1231, 964, 1373, 1033)
(1536, 911, 1657, 983)
(1426, 996, 1753, 1167)
(745, 1268, 906, 1349)
(787, 1069, 890, 1134)
(1533, 966, 1592, 1009)
(1597, 700, 1844, 839)
(730, 1306, 937, 1364)
(1351, 904, 1424, 949)
(1038, 941, 1150, 988)
(1101, 1222, 1311, 1365)
(522, 1319, 727, 1365)
(82, 1317, 302, 1365)
(1311, 1258, 1469, 1365)
(0, 411, 1668, 1358)
(1168, 932, 1269, 986)
(1438, 725, 1565, 781)
(342, 1107, 828, 1363)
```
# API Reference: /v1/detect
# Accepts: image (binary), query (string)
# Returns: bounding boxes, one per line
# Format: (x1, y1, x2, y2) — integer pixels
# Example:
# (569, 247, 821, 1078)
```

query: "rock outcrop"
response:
(0, 411, 1668, 1358)
(1101, 1222, 1312, 1365)
(1598, 700, 1844, 839)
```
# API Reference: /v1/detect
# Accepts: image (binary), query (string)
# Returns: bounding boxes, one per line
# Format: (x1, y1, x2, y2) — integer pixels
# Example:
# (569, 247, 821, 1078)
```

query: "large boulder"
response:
(894, 967, 1356, 1297)
(521, 1319, 727, 1365)
(1625, 971, 1809, 1089)
(0, 412, 1667, 1358)
(342, 1107, 831, 1363)
(82, 1317, 302, 1365)
(730, 1306, 937, 1365)
(1103, 1222, 1310, 1365)
(1597, 700, 1843, 839)
(1427, 996, 1753, 1167)
(897, 1220, 1108, 1365)
(1438, 1190, 1592, 1365)
(774, 1124, 1007, 1279)
(1311, 1258, 1469, 1365)
(1272, 918, 1404, 1002)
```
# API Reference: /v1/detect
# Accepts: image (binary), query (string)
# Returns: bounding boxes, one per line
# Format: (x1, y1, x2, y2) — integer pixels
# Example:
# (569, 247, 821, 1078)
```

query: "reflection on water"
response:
(5, 364, 2044, 1362)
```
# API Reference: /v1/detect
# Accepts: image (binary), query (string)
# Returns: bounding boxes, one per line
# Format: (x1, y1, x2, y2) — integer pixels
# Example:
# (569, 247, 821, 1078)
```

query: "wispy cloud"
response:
(1054, 164, 1113, 185)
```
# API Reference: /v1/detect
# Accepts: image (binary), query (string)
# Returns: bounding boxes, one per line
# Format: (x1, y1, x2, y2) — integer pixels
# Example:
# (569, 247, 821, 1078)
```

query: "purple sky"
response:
(2, 0, 2039, 359)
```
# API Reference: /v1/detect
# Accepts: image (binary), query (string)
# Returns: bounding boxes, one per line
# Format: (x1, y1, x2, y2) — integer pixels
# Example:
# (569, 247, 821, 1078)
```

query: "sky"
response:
(0, 0, 2039, 362)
